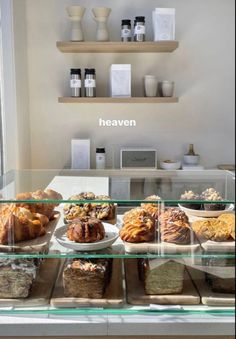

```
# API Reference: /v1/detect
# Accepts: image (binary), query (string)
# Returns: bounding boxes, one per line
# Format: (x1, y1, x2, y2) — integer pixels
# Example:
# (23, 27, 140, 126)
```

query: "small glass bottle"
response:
(70, 69, 81, 97)
(84, 69, 96, 97)
(121, 19, 132, 42)
(134, 16, 146, 42)
(96, 148, 106, 169)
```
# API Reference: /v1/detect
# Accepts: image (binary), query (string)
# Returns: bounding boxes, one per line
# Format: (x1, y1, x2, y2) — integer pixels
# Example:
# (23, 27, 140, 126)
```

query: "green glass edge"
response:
(0, 253, 235, 259)
(0, 308, 234, 316)
(1, 199, 235, 204)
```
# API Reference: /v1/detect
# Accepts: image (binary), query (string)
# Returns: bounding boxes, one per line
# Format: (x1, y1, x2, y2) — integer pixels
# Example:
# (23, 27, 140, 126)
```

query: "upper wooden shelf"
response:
(56, 41, 179, 53)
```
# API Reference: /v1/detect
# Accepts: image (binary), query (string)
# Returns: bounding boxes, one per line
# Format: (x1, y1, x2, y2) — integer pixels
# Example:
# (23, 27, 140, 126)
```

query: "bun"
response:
(67, 217, 105, 243)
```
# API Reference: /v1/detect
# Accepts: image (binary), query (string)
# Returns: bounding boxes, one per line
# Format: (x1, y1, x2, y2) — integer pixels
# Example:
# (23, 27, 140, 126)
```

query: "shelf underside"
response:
(57, 41, 179, 53)
(58, 97, 179, 104)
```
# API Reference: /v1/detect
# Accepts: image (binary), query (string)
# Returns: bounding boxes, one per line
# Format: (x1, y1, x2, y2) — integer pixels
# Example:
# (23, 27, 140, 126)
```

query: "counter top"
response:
(0, 313, 234, 337)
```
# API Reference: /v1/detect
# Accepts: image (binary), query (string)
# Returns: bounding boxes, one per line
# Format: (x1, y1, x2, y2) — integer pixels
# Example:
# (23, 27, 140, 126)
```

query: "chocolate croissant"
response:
(0, 204, 49, 245)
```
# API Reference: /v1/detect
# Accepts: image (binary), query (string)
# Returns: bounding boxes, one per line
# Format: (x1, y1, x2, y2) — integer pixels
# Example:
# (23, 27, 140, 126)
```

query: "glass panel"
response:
(0, 169, 235, 203)
(0, 170, 235, 316)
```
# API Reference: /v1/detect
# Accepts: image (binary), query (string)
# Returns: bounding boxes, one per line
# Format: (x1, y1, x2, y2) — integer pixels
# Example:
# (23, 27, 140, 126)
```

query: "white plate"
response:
(178, 204, 234, 218)
(54, 223, 119, 251)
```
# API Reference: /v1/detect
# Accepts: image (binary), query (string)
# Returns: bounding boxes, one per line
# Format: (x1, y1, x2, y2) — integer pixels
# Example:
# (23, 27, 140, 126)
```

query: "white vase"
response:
(161, 81, 175, 97)
(67, 6, 86, 42)
(92, 7, 111, 42)
(144, 75, 158, 97)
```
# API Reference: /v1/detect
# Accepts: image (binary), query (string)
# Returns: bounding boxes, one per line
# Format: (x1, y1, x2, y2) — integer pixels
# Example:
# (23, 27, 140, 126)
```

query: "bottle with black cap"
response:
(70, 69, 81, 97)
(134, 16, 146, 42)
(121, 19, 132, 42)
(84, 68, 96, 97)
(96, 148, 106, 169)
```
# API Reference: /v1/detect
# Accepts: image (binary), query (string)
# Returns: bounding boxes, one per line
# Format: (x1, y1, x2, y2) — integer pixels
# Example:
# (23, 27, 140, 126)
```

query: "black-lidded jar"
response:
(121, 19, 132, 42)
(134, 16, 146, 42)
(70, 69, 81, 97)
(84, 69, 96, 97)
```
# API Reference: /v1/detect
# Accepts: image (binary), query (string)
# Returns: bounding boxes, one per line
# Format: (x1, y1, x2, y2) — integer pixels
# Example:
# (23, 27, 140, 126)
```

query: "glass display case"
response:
(0, 169, 235, 317)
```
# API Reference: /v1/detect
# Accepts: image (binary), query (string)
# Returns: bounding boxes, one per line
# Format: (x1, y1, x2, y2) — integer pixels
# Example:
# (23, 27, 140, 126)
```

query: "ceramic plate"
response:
(54, 223, 119, 251)
(178, 204, 234, 218)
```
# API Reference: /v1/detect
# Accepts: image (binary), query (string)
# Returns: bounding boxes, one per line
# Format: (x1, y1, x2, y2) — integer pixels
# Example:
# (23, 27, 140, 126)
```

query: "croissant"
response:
(16, 189, 62, 219)
(0, 204, 49, 245)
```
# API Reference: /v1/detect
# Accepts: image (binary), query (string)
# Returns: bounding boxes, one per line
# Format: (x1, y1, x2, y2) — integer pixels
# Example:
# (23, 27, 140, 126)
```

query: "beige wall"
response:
(13, 0, 31, 169)
(14, 0, 235, 169)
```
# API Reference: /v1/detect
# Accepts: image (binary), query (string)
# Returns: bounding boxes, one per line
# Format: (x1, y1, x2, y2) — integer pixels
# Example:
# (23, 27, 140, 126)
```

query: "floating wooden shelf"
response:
(58, 97, 179, 104)
(57, 41, 179, 53)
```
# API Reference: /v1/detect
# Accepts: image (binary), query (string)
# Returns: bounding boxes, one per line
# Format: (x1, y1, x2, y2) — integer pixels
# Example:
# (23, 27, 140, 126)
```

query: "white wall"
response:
(14, 0, 235, 169)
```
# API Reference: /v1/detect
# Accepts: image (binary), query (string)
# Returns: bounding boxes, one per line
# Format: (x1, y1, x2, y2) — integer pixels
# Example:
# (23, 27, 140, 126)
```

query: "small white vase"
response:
(92, 7, 111, 42)
(144, 75, 158, 97)
(161, 81, 175, 97)
(67, 6, 86, 42)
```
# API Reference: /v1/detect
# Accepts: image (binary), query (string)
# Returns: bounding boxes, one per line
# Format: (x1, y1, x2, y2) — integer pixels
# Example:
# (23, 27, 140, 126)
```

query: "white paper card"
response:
(153, 8, 175, 41)
(110, 64, 131, 98)
(71, 139, 90, 170)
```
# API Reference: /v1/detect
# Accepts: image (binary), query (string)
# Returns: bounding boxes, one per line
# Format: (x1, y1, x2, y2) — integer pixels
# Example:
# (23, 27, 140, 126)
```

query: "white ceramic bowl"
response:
(160, 160, 182, 170)
(183, 155, 200, 165)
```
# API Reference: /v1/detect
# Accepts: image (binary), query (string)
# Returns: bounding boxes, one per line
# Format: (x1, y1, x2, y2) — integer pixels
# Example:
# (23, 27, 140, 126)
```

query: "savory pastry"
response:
(67, 217, 105, 243)
(138, 259, 185, 295)
(192, 219, 232, 242)
(141, 195, 162, 220)
(180, 190, 202, 210)
(0, 259, 37, 298)
(63, 258, 112, 298)
(159, 208, 191, 244)
(201, 188, 226, 211)
(120, 208, 155, 243)
(218, 213, 235, 240)
(63, 193, 115, 223)
(0, 204, 49, 245)
(16, 189, 62, 219)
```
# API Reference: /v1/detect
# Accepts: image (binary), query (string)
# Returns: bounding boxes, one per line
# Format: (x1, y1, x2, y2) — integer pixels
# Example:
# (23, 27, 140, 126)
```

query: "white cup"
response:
(144, 75, 158, 97)
(161, 81, 175, 97)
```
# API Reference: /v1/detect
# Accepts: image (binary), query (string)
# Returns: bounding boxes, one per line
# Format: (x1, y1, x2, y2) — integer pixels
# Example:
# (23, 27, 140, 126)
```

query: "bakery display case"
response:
(0, 169, 235, 317)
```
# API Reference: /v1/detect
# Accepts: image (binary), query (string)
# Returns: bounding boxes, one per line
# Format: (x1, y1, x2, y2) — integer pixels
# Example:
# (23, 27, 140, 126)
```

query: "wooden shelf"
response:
(57, 41, 179, 53)
(58, 97, 179, 104)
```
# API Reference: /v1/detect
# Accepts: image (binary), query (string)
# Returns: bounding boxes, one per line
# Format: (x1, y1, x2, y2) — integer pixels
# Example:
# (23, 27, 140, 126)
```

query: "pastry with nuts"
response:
(180, 190, 202, 210)
(63, 192, 116, 223)
(201, 188, 226, 211)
